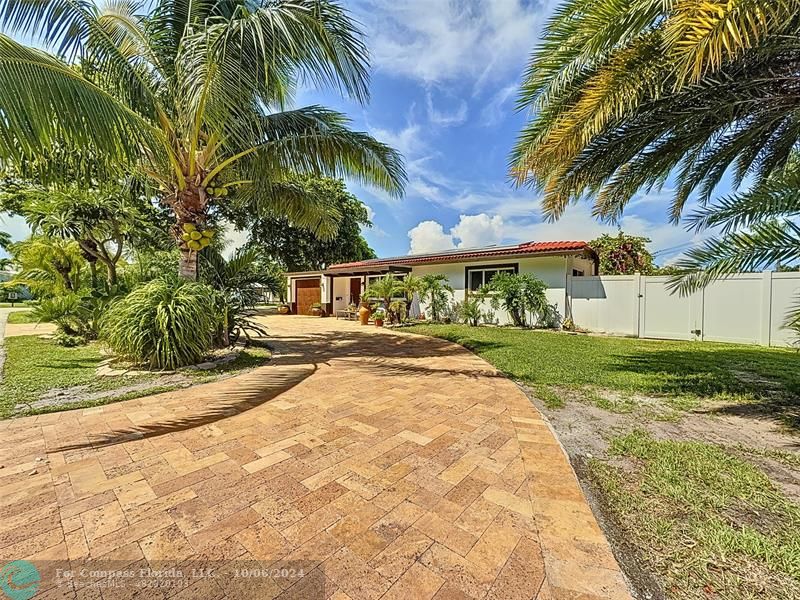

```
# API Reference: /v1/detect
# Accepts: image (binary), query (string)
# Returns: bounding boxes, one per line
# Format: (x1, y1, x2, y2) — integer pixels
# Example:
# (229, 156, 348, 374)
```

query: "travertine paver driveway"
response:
(0, 316, 630, 599)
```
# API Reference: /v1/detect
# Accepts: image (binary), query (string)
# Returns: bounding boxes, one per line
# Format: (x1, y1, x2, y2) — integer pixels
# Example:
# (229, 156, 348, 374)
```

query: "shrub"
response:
(101, 278, 219, 369)
(454, 298, 482, 326)
(32, 294, 92, 341)
(482, 272, 552, 328)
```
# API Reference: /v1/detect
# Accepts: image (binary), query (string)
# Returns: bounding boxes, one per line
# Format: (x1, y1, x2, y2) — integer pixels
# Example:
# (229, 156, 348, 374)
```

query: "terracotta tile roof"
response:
(327, 241, 593, 271)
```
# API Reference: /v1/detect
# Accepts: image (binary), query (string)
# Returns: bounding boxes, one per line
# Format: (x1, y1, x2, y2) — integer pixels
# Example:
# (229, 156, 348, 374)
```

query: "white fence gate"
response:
(568, 272, 800, 348)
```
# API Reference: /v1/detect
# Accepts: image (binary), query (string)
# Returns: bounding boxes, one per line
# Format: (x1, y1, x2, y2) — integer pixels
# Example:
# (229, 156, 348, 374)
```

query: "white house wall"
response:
(411, 255, 571, 325)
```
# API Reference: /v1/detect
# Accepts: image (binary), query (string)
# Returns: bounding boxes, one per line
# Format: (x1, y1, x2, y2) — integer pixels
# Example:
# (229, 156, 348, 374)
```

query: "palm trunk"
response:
(173, 183, 207, 281)
(179, 250, 198, 280)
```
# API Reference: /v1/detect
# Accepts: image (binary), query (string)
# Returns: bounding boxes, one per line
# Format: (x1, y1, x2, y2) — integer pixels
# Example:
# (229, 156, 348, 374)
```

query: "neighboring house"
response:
(286, 240, 598, 323)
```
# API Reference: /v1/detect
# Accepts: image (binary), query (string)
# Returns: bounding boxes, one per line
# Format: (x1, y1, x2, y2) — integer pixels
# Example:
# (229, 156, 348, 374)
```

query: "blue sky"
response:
(1, 0, 715, 263)
(297, 0, 712, 264)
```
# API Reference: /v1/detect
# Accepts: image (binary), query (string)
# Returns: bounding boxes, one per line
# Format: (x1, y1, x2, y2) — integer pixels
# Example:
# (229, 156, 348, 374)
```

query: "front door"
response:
(349, 278, 362, 305)
(295, 278, 321, 315)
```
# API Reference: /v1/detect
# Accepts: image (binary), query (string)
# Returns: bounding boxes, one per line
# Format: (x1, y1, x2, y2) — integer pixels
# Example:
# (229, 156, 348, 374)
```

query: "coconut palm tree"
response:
(0, 0, 405, 280)
(0, 230, 11, 251)
(512, 0, 800, 223)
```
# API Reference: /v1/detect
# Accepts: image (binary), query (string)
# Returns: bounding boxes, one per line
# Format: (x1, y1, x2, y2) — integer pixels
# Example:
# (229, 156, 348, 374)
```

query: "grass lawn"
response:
(589, 430, 800, 599)
(0, 335, 270, 419)
(407, 324, 800, 599)
(406, 324, 800, 419)
(6, 310, 39, 324)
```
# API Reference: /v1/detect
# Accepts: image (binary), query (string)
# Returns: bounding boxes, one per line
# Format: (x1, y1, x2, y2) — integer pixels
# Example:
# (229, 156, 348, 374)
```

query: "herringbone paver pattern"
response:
(0, 316, 631, 599)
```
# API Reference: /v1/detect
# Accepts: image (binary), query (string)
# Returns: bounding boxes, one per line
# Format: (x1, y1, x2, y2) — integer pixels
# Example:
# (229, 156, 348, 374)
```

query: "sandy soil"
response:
(521, 383, 800, 600)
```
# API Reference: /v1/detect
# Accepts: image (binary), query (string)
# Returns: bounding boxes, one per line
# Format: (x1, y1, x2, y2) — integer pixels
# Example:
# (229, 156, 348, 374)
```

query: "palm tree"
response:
(0, 0, 405, 280)
(200, 246, 274, 345)
(0, 257, 13, 271)
(398, 274, 424, 301)
(420, 274, 453, 322)
(670, 154, 800, 296)
(512, 0, 800, 222)
(0, 230, 11, 251)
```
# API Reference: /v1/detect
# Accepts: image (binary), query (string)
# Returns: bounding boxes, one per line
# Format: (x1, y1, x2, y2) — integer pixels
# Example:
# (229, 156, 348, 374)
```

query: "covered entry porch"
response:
(286, 265, 410, 316)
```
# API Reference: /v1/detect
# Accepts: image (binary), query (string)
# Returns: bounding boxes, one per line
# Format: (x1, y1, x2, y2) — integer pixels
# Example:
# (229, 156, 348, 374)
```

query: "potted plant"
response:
(358, 296, 371, 325)
(277, 303, 290, 314)
(372, 306, 386, 327)
(310, 302, 324, 317)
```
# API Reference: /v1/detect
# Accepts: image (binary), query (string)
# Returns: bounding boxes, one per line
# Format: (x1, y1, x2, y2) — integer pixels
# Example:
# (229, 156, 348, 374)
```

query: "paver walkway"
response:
(0, 316, 631, 599)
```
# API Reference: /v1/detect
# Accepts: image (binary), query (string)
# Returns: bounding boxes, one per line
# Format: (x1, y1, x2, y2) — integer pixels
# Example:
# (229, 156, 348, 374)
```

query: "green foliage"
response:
(237, 176, 377, 272)
(8, 236, 85, 296)
(512, 0, 800, 225)
(101, 278, 218, 370)
(453, 298, 482, 327)
(200, 247, 273, 345)
(405, 324, 800, 421)
(363, 275, 405, 323)
(481, 272, 554, 328)
(590, 430, 800, 598)
(669, 156, 800, 299)
(419, 274, 454, 322)
(589, 233, 656, 275)
(32, 294, 90, 340)
(0, 0, 405, 280)
(0, 182, 160, 286)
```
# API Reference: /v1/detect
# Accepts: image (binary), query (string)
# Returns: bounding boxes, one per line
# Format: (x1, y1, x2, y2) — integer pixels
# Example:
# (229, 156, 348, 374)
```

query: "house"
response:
(285, 240, 598, 323)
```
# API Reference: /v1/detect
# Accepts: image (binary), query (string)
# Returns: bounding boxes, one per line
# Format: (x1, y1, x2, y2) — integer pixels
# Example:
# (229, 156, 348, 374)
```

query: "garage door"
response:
(295, 278, 321, 315)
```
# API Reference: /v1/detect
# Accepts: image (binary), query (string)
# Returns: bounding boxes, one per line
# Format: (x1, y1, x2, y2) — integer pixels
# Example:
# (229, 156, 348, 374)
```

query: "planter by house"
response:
(358, 303, 371, 325)
(373, 307, 386, 328)
(310, 303, 325, 317)
(277, 304, 290, 315)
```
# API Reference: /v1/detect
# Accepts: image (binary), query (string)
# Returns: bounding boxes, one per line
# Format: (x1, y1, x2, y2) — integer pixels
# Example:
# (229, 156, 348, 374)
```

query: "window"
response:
(572, 268, 584, 277)
(466, 265, 517, 291)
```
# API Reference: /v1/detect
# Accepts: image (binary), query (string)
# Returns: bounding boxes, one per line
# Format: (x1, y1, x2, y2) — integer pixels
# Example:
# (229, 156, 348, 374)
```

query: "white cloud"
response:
(451, 214, 504, 248)
(407, 205, 706, 263)
(408, 220, 456, 254)
(426, 92, 468, 127)
(222, 221, 250, 258)
(352, 0, 556, 85)
(479, 84, 517, 127)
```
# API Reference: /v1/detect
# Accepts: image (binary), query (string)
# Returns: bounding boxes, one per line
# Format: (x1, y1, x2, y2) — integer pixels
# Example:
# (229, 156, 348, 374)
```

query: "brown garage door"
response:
(295, 278, 321, 315)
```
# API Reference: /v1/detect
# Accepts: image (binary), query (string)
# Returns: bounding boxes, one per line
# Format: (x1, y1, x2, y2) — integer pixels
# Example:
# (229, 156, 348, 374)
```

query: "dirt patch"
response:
(521, 383, 800, 600)
(523, 384, 800, 502)
(14, 374, 191, 413)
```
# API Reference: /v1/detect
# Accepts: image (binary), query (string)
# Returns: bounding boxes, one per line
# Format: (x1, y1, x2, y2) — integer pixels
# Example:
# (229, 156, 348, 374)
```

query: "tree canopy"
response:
(589, 233, 656, 275)
(0, 0, 405, 279)
(238, 176, 376, 272)
(512, 0, 800, 223)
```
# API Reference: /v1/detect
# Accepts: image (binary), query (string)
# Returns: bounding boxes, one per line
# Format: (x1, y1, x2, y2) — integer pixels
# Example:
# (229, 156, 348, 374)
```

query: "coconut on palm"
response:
(182, 223, 196, 233)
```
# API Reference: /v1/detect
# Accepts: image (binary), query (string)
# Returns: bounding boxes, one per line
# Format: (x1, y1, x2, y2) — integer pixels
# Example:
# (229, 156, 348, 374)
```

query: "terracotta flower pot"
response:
(310, 306, 323, 317)
(358, 303, 371, 325)
(374, 318, 384, 327)
(277, 304, 290, 315)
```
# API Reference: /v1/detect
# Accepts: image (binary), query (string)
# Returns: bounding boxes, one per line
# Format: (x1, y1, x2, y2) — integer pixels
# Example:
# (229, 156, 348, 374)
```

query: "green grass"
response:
(0, 335, 271, 418)
(589, 430, 800, 599)
(406, 325, 800, 423)
(6, 310, 40, 324)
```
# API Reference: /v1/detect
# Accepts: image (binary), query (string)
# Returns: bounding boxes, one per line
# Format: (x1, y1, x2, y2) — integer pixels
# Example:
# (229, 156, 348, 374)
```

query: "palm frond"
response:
(669, 220, 800, 294)
(0, 35, 166, 175)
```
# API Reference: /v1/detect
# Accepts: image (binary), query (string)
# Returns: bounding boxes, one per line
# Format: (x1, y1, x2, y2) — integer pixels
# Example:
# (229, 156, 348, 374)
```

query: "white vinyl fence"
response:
(568, 272, 800, 347)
